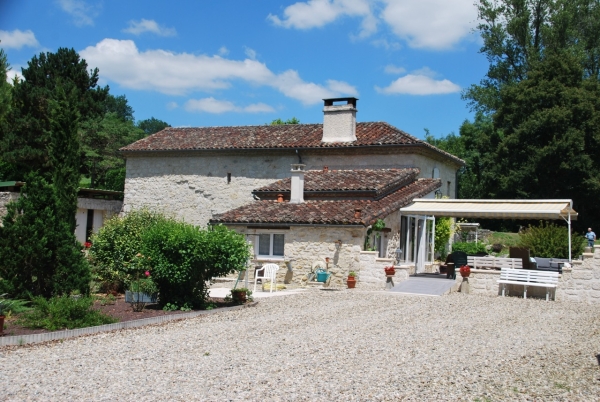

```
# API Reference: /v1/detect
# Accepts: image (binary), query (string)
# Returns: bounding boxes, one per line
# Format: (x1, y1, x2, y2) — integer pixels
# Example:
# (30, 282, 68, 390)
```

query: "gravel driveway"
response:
(1, 289, 599, 401)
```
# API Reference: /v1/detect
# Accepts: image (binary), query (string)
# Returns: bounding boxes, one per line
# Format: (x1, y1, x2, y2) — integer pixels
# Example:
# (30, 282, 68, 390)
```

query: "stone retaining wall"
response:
(459, 245, 600, 303)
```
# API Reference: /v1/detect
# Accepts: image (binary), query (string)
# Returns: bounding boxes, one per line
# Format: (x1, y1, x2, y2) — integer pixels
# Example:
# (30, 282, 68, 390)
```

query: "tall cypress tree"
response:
(0, 173, 90, 298)
(0, 49, 95, 297)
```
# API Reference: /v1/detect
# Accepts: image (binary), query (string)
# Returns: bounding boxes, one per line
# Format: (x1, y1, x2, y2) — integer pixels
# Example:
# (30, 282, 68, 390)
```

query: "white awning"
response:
(399, 199, 577, 221)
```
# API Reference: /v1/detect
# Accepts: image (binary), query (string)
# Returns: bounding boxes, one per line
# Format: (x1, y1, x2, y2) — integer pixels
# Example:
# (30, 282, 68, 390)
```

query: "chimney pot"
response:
(354, 208, 362, 219)
(323, 166, 329, 173)
(277, 194, 284, 203)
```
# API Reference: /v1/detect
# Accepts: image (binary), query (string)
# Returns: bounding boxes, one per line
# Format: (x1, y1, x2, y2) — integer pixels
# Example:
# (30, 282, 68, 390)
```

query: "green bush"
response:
(435, 217, 452, 255)
(451, 241, 487, 255)
(89, 209, 169, 291)
(17, 296, 117, 331)
(519, 221, 585, 259)
(142, 222, 250, 309)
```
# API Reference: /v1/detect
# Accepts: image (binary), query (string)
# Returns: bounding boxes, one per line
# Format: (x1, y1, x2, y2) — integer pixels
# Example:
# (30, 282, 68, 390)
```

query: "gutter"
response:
(120, 143, 465, 166)
(211, 222, 366, 228)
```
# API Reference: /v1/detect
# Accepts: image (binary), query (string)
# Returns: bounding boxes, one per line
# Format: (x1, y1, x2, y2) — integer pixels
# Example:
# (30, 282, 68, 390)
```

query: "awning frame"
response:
(399, 199, 577, 261)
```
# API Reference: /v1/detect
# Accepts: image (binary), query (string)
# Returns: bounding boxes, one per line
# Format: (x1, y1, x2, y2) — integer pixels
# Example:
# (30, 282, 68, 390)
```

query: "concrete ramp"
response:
(390, 276, 456, 296)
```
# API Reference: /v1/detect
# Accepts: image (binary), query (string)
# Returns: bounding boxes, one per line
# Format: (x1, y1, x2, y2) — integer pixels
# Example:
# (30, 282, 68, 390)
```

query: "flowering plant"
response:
(84, 241, 92, 249)
(127, 253, 158, 311)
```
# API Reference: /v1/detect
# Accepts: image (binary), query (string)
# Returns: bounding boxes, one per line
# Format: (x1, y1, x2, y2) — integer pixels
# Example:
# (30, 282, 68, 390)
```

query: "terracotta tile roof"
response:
(120, 122, 464, 165)
(254, 168, 419, 198)
(210, 178, 441, 226)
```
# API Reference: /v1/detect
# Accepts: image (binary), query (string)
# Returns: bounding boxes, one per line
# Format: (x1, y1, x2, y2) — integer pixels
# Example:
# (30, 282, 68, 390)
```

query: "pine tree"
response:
(0, 173, 90, 298)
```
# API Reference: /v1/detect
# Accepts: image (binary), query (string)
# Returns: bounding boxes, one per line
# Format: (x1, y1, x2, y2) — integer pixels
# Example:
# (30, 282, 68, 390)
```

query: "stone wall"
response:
(556, 246, 600, 303)
(459, 245, 600, 303)
(0, 192, 19, 222)
(232, 225, 365, 286)
(227, 224, 417, 289)
(124, 148, 458, 227)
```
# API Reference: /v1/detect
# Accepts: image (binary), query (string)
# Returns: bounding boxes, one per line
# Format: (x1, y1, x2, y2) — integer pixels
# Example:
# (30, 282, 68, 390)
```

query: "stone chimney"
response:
(322, 97, 358, 143)
(290, 164, 305, 204)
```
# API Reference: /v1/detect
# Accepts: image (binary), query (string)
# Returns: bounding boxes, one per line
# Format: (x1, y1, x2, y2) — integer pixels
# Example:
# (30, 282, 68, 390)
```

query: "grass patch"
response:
(554, 382, 571, 391)
(17, 295, 117, 331)
(487, 232, 520, 248)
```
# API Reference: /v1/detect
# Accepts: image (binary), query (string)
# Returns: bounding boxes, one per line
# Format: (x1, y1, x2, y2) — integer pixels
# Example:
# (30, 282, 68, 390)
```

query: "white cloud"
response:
(376, 73, 460, 95)
(80, 39, 358, 105)
(384, 64, 406, 74)
(326, 79, 359, 95)
(0, 29, 39, 49)
(123, 19, 176, 37)
(268, 0, 375, 37)
(6, 68, 24, 83)
(184, 98, 275, 114)
(218, 46, 229, 56)
(56, 0, 100, 27)
(166, 101, 178, 110)
(370, 38, 401, 51)
(380, 0, 476, 50)
(244, 47, 257, 60)
(269, 0, 477, 50)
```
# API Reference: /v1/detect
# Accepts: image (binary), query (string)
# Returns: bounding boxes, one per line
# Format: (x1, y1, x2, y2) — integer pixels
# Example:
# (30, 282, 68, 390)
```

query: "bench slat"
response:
(497, 267, 559, 301)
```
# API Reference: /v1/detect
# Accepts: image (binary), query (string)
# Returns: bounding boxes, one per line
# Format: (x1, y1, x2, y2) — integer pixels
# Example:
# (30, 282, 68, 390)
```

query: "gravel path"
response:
(1, 289, 599, 401)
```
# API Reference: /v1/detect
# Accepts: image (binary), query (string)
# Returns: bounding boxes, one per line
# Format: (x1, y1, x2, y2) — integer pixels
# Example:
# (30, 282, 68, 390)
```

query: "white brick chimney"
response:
(290, 164, 305, 204)
(322, 97, 358, 143)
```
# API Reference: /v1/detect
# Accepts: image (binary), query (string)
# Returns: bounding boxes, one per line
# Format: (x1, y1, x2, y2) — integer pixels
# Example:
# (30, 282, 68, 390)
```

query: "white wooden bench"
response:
(467, 256, 522, 270)
(497, 268, 559, 301)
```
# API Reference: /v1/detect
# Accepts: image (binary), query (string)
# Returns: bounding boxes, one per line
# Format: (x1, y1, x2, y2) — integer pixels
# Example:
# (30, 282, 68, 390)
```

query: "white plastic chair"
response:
(254, 263, 280, 293)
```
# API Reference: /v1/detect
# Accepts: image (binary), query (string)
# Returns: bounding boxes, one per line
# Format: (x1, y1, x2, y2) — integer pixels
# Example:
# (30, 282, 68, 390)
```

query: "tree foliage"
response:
(0, 48, 108, 180)
(137, 117, 170, 135)
(0, 173, 90, 298)
(270, 117, 300, 125)
(427, 0, 600, 232)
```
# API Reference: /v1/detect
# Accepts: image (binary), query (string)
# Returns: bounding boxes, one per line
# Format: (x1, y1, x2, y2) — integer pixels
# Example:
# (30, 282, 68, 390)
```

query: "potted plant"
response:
(459, 265, 471, 278)
(347, 271, 357, 289)
(125, 270, 159, 311)
(230, 288, 252, 304)
(0, 294, 16, 336)
(384, 266, 396, 276)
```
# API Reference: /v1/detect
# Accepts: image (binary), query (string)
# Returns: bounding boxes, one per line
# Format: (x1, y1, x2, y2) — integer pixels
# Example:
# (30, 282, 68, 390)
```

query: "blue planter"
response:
(125, 290, 158, 303)
(316, 271, 330, 282)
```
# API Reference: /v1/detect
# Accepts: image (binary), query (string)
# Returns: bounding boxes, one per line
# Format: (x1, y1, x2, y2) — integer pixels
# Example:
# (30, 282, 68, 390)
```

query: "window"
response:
(256, 233, 285, 258)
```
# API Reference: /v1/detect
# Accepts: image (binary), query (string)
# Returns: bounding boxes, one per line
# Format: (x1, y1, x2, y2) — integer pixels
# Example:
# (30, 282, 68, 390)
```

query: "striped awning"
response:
(399, 199, 577, 221)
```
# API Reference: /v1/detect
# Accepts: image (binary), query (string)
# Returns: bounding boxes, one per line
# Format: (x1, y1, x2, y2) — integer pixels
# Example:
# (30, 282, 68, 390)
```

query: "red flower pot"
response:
(347, 276, 356, 289)
(384, 268, 395, 276)
(459, 265, 471, 278)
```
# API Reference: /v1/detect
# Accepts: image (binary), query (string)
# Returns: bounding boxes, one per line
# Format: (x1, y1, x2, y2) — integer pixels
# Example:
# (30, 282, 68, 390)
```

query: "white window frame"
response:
(254, 232, 285, 260)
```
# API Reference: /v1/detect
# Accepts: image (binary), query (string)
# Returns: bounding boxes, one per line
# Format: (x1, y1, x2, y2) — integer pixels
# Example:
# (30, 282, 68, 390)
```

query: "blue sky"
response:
(1, 0, 489, 139)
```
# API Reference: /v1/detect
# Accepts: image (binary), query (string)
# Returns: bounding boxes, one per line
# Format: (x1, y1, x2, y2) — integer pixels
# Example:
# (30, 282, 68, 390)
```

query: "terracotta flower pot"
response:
(384, 268, 395, 276)
(459, 265, 471, 278)
(347, 276, 356, 289)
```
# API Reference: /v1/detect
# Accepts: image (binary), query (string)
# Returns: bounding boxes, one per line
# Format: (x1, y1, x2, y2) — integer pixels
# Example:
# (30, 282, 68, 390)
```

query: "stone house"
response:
(120, 98, 464, 285)
(0, 181, 123, 244)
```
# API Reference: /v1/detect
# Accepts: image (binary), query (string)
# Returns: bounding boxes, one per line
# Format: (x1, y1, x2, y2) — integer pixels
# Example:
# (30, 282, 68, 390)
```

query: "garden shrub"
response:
(519, 221, 585, 258)
(434, 217, 452, 255)
(89, 209, 169, 291)
(141, 222, 250, 309)
(17, 296, 117, 331)
(451, 241, 487, 255)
